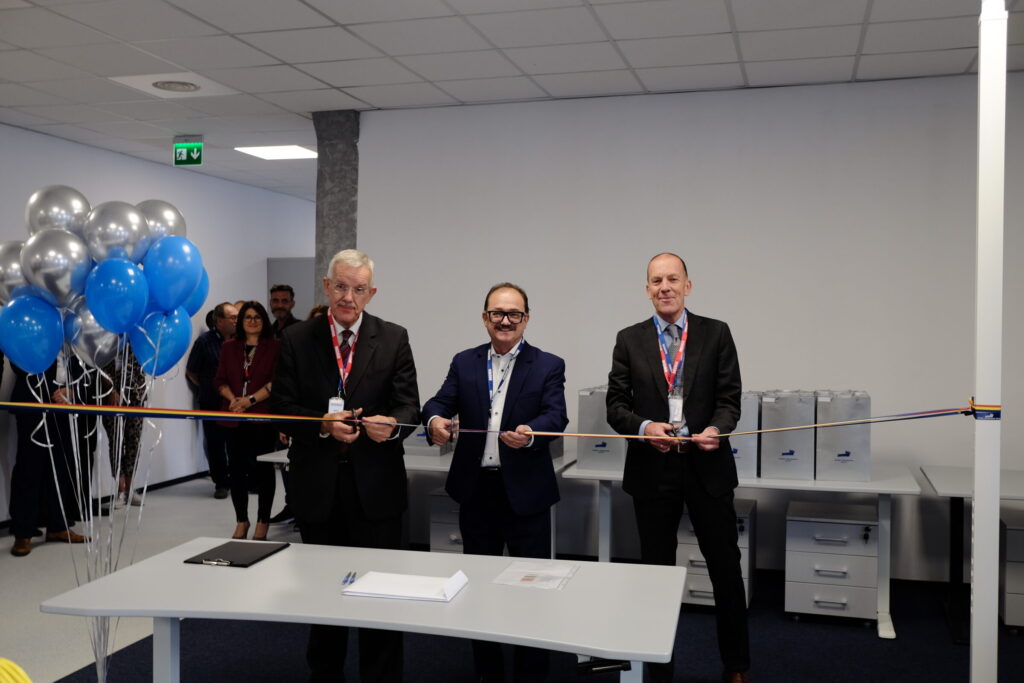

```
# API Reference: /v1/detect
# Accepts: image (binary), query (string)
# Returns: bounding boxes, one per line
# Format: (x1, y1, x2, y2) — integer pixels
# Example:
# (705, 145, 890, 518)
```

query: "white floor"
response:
(0, 475, 298, 683)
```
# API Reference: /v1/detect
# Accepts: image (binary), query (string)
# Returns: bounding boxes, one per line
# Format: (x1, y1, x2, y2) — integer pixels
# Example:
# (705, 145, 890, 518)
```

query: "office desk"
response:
(41, 537, 685, 683)
(562, 462, 920, 639)
(919, 465, 1024, 643)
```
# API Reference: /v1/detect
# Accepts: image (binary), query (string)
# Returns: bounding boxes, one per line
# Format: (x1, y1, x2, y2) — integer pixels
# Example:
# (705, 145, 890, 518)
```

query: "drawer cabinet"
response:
(676, 498, 756, 606)
(1001, 507, 1024, 627)
(785, 501, 877, 620)
(429, 488, 462, 554)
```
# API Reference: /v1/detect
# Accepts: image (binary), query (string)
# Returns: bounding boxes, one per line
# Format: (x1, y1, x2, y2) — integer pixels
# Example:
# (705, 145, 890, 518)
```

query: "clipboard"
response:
(183, 541, 290, 568)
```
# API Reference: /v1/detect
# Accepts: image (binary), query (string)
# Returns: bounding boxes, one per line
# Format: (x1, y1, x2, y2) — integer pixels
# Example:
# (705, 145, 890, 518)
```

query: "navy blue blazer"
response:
(422, 340, 568, 516)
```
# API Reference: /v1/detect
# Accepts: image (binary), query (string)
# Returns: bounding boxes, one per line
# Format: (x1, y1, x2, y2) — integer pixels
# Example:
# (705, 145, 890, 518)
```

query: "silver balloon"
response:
(83, 201, 153, 263)
(0, 240, 28, 304)
(20, 228, 93, 307)
(136, 199, 186, 239)
(66, 297, 119, 369)
(25, 185, 91, 236)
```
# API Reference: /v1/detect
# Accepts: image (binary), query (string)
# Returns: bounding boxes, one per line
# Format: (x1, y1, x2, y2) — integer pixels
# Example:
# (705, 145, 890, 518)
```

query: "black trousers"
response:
(201, 420, 230, 489)
(299, 460, 404, 683)
(459, 468, 551, 683)
(632, 454, 750, 681)
(225, 423, 276, 524)
(9, 412, 72, 538)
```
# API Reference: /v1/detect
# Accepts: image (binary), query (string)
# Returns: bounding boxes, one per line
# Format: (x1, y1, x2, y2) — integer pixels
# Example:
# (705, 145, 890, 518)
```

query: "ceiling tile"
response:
(257, 89, 367, 113)
(240, 27, 380, 63)
(87, 137, 168, 154)
(349, 17, 491, 56)
(50, 0, 221, 41)
(870, 0, 979, 22)
(436, 75, 547, 102)
(297, 58, 420, 88)
(305, 0, 453, 24)
(0, 39, 17, 50)
(468, 7, 607, 48)
(0, 82, 68, 106)
(341, 82, 457, 108)
(204, 129, 316, 149)
(857, 48, 975, 79)
(745, 56, 855, 86)
(0, 7, 113, 48)
(0, 49, 88, 81)
(80, 119, 177, 138)
(635, 62, 745, 91)
(740, 25, 861, 61)
(200, 65, 327, 93)
(504, 42, 626, 74)
(165, 0, 332, 33)
(37, 43, 180, 77)
(619, 34, 737, 69)
(593, 0, 731, 40)
(532, 69, 643, 97)
(29, 77, 157, 104)
(448, 0, 581, 12)
(15, 103, 127, 124)
(25, 122, 110, 142)
(398, 50, 520, 80)
(94, 99, 205, 120)
(136, 35, 279, 69)
(0, 107, 56, 127)
(731, 0, 869, 31)
(0, 0, 30, 7)
(863, 17, 978, 54)
(180, 93, 286, 116)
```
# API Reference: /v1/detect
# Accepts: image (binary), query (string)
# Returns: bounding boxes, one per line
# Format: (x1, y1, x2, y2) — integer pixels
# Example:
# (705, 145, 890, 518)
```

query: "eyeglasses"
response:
(486, 310, 526, 324)
(330, 283, 370, 297)
(243, 315, 261, 322)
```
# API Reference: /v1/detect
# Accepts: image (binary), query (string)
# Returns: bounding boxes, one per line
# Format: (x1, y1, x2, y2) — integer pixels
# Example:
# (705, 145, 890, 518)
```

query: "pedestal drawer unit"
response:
(676, 498, 756, 606)
(785, 501, 878, 620)
(1001, 507, 1024, 627)
(429, 487, 463, 553)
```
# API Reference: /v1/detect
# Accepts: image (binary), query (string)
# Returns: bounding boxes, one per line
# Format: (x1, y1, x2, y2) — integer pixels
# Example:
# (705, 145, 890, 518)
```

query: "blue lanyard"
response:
(654, 312, 687, 389)
(487, 344, 521, 405)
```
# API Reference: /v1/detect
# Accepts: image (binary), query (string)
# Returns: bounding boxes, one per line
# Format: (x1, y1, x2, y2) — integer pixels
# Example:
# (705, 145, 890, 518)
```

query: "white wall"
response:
(358, 73, 1024, 580)
(0, 124, 314, 517)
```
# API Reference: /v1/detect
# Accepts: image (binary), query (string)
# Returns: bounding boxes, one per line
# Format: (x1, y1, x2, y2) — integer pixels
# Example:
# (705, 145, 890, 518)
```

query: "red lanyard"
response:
(329, 319, 357, 394)
(242, 345, 256, 395)
(655, 313, 688, 390)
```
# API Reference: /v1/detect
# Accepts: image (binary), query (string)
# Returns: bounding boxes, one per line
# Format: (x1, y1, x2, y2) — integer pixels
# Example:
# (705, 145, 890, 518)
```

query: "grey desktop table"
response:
(562, 462, 921, 639)
(41, 537, 685, 683)
(919, 465, 1024, 643)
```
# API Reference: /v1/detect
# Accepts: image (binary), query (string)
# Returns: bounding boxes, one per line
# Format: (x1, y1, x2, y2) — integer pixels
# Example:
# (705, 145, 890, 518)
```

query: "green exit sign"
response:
(173, 136, 203, 166)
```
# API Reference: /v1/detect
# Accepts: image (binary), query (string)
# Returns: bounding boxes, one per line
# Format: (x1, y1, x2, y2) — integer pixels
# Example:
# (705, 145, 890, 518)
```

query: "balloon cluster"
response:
(0, 185, 207, 376)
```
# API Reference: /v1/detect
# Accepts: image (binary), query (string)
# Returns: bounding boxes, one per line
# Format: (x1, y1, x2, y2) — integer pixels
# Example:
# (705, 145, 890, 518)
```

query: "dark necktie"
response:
(340, 329, 353, 366)
(666, 323, 680, 359)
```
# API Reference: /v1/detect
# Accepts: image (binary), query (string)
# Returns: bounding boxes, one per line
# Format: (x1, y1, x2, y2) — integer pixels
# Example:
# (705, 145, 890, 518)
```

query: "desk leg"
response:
(152, 617, 180, 683)
(599, 480, 612, 563)
(944, 496, 970, 644)
(621, 661, 642, 682)
(876, 494, 895, 639)
(550, 503, 557, 559)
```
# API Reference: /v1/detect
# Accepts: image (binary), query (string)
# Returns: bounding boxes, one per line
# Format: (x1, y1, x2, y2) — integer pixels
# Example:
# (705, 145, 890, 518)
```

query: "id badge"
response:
(328, 396, 345, 414)
(668, 395, 684, 428)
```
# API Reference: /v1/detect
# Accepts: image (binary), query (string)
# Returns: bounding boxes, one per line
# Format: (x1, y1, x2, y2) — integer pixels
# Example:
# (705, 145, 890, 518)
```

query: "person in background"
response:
(101, 349, 147, 508)
(215, 301, 280, 541)
(307, 304, 328, 319)
(186, 302, 237, 499)
(269, 284, 300, 337)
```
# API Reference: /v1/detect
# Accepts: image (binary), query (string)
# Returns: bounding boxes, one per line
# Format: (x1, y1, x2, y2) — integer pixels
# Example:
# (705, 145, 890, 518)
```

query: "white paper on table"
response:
(342, 570, 469, 602)
(492, 560, 579, 590)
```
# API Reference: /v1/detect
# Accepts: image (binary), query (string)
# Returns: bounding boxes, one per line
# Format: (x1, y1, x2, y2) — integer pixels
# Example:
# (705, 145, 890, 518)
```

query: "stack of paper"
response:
(342, 570, 469, 602)
(493, 561, 579, 590)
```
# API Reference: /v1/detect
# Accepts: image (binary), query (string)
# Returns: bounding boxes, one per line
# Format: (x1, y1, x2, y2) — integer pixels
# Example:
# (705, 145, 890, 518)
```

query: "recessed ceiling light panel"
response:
(109, 72, 238, 99)
(235, 145, 318, 160)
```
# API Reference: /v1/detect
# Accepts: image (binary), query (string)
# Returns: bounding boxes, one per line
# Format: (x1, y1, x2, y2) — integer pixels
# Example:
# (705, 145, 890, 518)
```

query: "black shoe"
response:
(248, 487, 259, 495)
(214, 487, 229, 499)
(269, 506, 294, 524)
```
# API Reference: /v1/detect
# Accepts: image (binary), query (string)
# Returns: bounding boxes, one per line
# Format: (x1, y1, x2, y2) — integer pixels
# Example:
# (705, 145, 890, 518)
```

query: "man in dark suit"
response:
(422, 282, 568, 683)
(606, 252, 750, 683)
(271, 249, 420, 683)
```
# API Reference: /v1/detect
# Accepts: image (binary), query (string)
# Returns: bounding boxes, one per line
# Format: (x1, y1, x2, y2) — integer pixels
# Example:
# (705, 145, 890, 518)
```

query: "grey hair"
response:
(326, 249, 375, 283)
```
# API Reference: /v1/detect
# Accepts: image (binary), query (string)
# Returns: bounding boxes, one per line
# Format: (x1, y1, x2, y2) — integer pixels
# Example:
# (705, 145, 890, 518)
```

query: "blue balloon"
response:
(142, 236, 202, 312)
(182, 267, 209, 317)
(128, 307, 191, 376)
(0, 295, 63, 374)
(84, 258, 148, 334)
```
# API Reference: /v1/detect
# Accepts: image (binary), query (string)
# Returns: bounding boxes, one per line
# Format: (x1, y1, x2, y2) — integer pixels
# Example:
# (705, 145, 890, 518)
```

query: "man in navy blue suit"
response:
(422, 282, 568, 683)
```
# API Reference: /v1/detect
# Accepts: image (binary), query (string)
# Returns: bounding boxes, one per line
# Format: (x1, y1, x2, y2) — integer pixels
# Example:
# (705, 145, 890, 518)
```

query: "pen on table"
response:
(342, 571, 353, 585)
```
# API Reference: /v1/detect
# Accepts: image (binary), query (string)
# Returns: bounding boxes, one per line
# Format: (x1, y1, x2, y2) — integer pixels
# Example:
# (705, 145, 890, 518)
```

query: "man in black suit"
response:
(271, 249, 420, 683)
(606, 252, 749, 683)
(422, 282, 568, 682)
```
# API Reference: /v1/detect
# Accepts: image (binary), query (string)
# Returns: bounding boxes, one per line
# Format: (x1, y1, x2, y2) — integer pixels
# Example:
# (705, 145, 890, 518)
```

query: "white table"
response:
(562, 462, 921, 639)
(920, 465, 1024, 643)
(41, 537, 685, 683)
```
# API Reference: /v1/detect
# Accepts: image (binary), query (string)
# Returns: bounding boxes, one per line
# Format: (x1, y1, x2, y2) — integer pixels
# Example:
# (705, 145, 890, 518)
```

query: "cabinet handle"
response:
(448, 534, 462, 545)
(689, 589, 715, 599)
(813, 598, 848, 610)
(688, 559, 707, 569)
(814, 567, 849, 578)
(812, 535, 849, 545)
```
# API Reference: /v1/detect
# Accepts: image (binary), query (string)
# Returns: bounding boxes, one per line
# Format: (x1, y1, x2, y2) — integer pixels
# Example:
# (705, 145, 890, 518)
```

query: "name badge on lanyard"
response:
(656, 314, 688, 429)
(329, 320, 357, 404)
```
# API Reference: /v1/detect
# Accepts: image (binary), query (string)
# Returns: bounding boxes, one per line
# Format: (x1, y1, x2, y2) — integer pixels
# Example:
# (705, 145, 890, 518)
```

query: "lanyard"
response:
(487, 343, 521, 405)
(655, 312, 688, 390)
(242, 345, 256, 395)
(329, 320, 357, 397)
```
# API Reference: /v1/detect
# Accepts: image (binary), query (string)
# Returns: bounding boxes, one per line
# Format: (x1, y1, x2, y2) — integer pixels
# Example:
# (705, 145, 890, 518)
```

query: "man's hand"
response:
(690, 426, 721, 452)
(499, 424, 532, 450)
(643, 421, 679, 453)
(53, 387, 70, 405)
(322, 408, 361, 443)
(363, 414, 397, 443)
(428, 417, 452, 445)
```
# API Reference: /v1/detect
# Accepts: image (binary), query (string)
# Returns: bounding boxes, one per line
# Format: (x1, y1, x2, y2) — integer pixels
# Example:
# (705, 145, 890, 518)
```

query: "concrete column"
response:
(313, 110, 360, 301)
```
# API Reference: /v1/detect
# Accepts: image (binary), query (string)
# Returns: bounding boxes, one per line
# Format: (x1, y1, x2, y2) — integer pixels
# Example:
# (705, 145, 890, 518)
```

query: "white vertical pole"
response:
(972, 2, 1006, 682)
